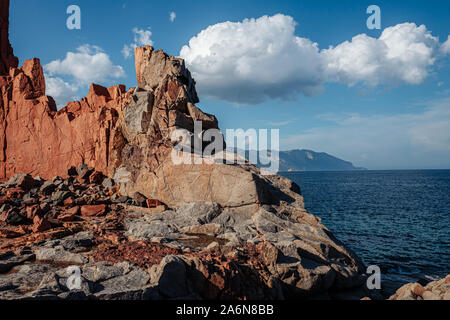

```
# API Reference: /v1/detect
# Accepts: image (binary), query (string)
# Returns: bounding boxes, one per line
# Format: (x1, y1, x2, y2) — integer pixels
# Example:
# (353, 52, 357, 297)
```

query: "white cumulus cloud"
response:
(180, 14, 325, 104)
(45, 44, 125, 85)
(122, 28, 154, 59)
(45, 75, 79, 107)
(324, 23, 439, 86)
(441, 36, 450, 55)
(180, 15, 448, 105)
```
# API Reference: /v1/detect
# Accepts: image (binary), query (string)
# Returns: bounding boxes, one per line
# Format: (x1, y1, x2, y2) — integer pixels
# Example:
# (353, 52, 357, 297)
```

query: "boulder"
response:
(67, 166, 78, 177)
(40, 181, 57, 195)
(390, 275, 450, 300)
(32, 215, 51, 233)
(89, 171, 104, 185)
(0, 229, 22, 239)
(132, 192, 147, 207)
(102, 178, 115, 189)
(7, 174, 39, 191)
(149, 255, 189, 298)
(146, 199, 163, 208)
(34, 246, 88, 265)
(58, 212, 76, 222)
(51, 190, 71, 205)
(5, 187, 25, 199)
(25, 204, 40, 219)
(5, 209, 27, 226)
(94, 268, 151, 300)
(81, 204, 108, 217)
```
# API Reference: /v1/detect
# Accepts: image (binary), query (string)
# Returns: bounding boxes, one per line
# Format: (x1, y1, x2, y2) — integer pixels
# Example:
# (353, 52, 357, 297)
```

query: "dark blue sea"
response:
(280, 170, 450, 287)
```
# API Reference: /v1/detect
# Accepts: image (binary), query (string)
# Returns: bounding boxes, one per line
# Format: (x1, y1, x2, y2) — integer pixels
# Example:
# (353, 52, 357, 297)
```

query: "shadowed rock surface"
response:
(0, 167, 369, 300)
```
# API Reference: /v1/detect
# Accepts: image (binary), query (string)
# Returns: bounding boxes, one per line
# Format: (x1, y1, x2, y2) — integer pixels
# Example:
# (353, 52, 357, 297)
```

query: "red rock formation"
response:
(0, 4, 110, 180)
(0, 5, 260, 214)
(0, 0, 222, 183)
(0, 73, 129, 179)
(0, 4, 285, 218)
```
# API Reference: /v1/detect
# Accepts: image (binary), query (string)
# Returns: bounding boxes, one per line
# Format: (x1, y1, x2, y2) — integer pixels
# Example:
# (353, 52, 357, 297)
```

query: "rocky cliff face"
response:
(0, 2, 373, 300)
(0, 44, 218, 181)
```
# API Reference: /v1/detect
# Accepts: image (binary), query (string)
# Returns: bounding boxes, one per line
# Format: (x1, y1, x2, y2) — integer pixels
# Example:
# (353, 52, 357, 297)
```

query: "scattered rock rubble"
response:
(0, 166, 166, 246)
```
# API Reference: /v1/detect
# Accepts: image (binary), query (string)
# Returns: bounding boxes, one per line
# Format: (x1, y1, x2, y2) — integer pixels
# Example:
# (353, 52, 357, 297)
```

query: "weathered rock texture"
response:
(0, 40, 223, 191)
(0, 168, 370, 300)
(389, 275, 450, 300)
(0, 3, 371, 300)
(0, 0, 221, 184)
(0, 2, 244, 214)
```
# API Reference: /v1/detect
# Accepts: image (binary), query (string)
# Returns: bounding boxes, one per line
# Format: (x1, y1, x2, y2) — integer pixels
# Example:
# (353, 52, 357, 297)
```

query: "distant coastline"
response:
(240, 148, 367, 172)
(279, 168, 450, 173)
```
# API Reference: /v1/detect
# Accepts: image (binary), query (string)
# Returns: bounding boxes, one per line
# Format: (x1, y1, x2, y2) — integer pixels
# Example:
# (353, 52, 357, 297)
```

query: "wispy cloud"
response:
(45, 75, 79, 107)
(45, 44, 125, 85)
(267, 120, 296, 127)
(44, 44, 125, 107)
(441, 35, 450, 55)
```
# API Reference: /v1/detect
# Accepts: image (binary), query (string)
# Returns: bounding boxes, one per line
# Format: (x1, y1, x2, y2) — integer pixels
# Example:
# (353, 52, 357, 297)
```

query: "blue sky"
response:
(10, 0, 450, 170)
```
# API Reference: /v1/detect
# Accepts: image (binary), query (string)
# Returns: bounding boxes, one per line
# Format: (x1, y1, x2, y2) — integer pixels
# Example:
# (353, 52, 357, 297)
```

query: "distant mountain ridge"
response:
(230, 148, 366, 172)
(276, 149, 366, 172)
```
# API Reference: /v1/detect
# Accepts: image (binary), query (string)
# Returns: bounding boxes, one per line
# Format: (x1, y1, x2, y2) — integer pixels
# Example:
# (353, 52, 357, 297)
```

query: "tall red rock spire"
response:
(0, 0, 18, 75)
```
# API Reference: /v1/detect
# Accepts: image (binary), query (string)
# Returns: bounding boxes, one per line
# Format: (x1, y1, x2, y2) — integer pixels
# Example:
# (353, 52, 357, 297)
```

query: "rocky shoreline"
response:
(1, 170, 448, 300)
(0, 168, 368, 300)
